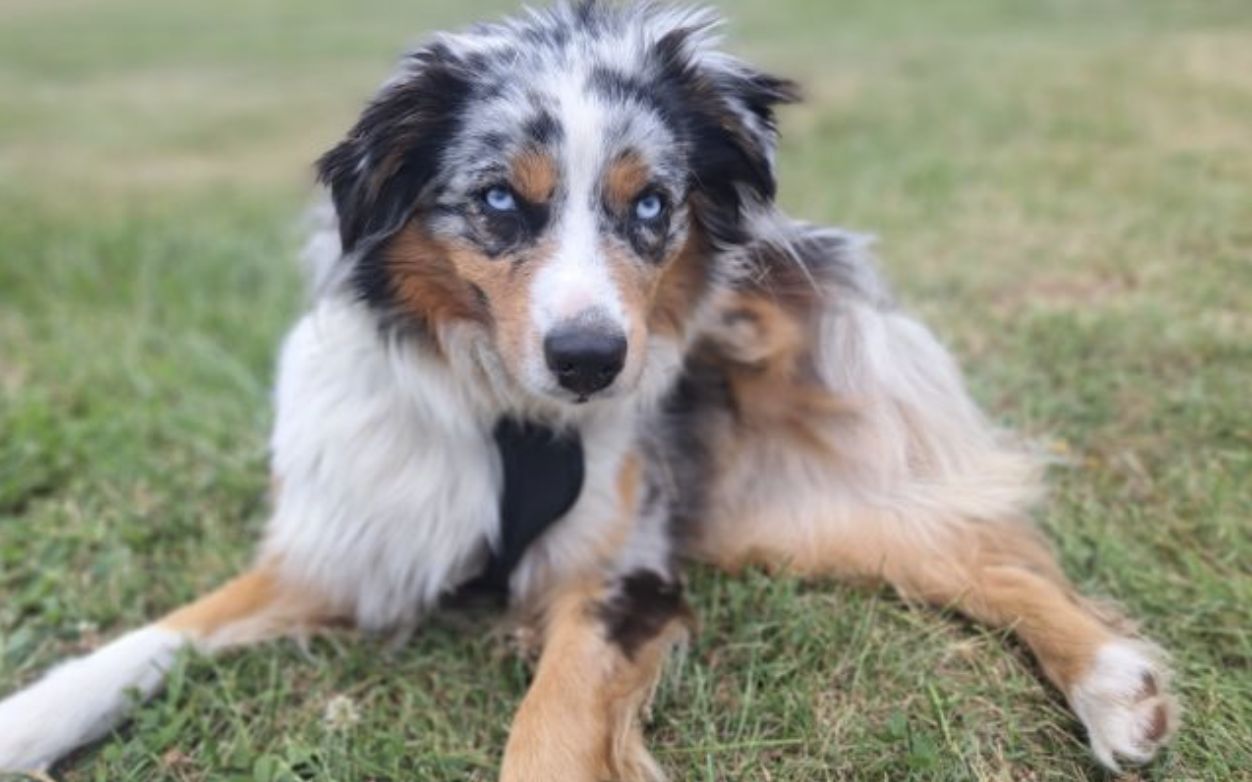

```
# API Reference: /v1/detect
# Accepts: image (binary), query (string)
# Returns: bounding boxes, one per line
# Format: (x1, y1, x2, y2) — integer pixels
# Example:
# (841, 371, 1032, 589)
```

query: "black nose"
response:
(544, 326, 627, 397)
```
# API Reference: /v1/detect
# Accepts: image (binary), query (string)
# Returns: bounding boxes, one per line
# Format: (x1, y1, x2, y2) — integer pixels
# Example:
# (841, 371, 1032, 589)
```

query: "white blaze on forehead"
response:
(529, 68, 628, 335)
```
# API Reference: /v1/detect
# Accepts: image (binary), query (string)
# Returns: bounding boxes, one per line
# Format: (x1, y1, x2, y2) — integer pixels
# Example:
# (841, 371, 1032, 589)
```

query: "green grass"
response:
(2, 0, 1250, 779)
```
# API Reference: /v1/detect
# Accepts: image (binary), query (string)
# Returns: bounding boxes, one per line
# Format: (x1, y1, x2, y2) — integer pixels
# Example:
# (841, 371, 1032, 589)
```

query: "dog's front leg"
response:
(501, 572, 690, 782)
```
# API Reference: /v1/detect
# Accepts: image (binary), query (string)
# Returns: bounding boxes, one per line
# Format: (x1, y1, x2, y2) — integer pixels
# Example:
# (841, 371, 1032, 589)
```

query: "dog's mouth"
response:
(568, 387, 620, 406)
(535, 377, 626, 408)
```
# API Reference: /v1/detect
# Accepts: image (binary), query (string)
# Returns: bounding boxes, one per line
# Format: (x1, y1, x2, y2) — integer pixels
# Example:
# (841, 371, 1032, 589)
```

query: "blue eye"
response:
(484, 186, 517, 212)
(634, 192, 664, 221)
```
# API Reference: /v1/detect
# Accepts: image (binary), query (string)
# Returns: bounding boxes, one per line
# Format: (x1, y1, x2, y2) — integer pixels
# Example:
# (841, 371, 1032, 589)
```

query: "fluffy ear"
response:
(651, 24, 799, 247)
(316, 43, 471, 258)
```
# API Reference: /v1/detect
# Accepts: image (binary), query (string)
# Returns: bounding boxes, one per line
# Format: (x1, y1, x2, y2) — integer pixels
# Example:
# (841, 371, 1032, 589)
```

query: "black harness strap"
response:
(472, 417, 585, 594)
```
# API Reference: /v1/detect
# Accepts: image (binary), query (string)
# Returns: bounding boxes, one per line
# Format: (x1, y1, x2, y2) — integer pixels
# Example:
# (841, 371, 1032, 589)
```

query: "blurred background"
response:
(1, 1, 1249, 779)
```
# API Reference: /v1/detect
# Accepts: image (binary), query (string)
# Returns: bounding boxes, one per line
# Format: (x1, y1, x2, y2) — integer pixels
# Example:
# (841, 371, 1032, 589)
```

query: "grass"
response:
(1, 0, 1250, 779)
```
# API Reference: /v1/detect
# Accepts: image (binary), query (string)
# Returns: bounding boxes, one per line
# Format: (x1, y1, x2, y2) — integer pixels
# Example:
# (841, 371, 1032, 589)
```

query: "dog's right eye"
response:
(633, 192, 665, 222)
(483, 186, 518, 213)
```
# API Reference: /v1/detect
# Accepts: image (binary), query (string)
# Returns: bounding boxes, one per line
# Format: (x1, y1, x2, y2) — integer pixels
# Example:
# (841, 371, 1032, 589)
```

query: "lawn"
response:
(1, 0, 1250, 779)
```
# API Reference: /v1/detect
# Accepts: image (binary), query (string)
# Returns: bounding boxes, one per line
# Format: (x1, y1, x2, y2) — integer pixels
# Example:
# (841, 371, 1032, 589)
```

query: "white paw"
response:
(0, 670, 71, 773)
(0, 627, 182, 773)
(1070, 639, 1179, 771)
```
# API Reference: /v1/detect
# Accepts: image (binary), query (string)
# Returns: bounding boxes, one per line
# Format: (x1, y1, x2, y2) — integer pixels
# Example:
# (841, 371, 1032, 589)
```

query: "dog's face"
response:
(319, 3, 795, 407)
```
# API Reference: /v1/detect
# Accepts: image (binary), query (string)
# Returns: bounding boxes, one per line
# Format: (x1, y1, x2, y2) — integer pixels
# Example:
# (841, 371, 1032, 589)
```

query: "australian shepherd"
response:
(0, 2, 1177, 777)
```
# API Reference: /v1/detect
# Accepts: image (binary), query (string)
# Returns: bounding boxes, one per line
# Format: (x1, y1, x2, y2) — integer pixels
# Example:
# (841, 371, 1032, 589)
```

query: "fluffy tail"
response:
(0, 567, 327, 773)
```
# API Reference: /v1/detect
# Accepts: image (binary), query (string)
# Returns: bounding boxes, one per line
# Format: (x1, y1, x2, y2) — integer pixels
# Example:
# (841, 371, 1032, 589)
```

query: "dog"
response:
(0, 2, 1178, 777)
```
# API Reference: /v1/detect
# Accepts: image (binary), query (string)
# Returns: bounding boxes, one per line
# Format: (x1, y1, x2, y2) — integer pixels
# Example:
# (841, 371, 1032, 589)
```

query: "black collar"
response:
(471, 417, 585, 593)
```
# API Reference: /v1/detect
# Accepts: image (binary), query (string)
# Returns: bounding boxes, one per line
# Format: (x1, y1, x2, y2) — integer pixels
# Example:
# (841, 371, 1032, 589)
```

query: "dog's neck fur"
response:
(262, 293, 657, 628)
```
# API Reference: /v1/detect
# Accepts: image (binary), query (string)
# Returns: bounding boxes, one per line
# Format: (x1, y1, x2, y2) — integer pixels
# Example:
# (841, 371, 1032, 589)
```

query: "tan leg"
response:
(160, 565, 335, 651)
(699, 513, 1100, 684)
(693, 508, 1178, 770)
(501, 573, 690, 782)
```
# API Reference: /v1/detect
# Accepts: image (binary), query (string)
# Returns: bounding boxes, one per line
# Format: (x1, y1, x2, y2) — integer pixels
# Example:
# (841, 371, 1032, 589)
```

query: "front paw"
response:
(1070, 639, 1179, 771)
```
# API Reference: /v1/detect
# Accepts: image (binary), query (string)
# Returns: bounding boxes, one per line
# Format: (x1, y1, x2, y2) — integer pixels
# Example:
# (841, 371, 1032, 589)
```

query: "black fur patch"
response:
(473, 418, 585, 592)
(597, 570, 689, 659)
(652, 358, 727, 547)
(587, 66, 662, 111)
(524, 110, 563, 145)
(647, 28, 799, 249)
(316, 44, 473, 309)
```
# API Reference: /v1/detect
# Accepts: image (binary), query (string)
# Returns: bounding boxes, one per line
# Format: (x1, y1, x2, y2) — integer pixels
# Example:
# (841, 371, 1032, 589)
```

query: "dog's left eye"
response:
(633, 192, 664, 222)
(483, 186, 518, 213)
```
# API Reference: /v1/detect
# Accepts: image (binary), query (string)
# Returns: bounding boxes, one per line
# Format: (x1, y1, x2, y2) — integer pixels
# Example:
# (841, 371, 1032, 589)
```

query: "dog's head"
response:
(318, 1, 796, 408)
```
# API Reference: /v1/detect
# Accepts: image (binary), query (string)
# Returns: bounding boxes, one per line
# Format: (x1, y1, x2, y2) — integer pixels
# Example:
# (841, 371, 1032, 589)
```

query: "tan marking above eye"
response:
(510, 150, 558, 203)
(604, 152, 652, 211)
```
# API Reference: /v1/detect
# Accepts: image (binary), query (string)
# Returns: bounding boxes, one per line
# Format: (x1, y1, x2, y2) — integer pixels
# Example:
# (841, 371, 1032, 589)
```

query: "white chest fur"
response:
(264, 299, 502, 629)
(262, 298, 640, 631)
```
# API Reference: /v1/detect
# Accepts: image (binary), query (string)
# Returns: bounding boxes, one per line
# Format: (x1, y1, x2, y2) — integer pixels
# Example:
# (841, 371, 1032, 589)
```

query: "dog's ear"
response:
(317, 43, 470, 257)
(651, 22, 800, 247)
